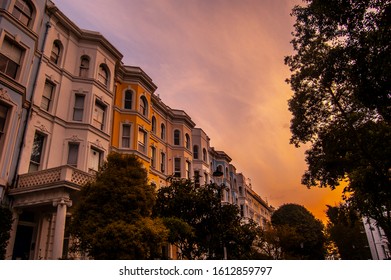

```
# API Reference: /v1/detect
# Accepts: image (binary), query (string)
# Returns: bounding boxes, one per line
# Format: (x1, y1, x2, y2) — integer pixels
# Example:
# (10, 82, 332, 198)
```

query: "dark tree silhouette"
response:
(285, 0, 391, 249)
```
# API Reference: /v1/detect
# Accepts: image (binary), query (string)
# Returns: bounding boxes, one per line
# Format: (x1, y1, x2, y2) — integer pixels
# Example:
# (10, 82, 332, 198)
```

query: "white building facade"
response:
(5, 0, 122, 259)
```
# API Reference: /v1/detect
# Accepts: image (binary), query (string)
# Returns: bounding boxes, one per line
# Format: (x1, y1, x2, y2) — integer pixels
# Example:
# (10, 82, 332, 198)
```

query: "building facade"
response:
(363, 217, 390, 260)
(4, 0, 122, 259)
(0, 0, 47, 202)
(2, 0, 273, 260)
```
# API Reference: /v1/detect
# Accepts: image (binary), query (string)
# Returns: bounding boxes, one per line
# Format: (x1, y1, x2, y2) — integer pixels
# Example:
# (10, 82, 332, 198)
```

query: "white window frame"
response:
(73, 94, 85, 121)
(121, 123, 131, 148)
(67, 142, 79, 167)
(29, 131, 46, 172)
(93, 99, 106, 130)
(41, 79, 55, 112)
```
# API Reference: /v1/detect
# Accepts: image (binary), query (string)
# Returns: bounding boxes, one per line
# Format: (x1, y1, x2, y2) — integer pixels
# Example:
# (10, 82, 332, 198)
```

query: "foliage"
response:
(326, 204, 372, 259)
(154, 178, 262, 259)
(285, 0, 391, 249)
(254, 224, 284, 260)
(69, 152, 168, 259)
(0, 205, 12, 259)
(271, 203, 326, 259)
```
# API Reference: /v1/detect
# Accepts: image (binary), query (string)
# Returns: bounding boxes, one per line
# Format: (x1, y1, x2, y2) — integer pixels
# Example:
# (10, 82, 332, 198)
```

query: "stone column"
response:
(52, 199, 72, 260)
(5, 209, 22, 260)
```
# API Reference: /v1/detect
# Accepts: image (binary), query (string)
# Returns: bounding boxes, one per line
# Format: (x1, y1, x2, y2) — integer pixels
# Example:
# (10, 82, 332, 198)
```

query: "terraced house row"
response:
(0, 0, 272, 260)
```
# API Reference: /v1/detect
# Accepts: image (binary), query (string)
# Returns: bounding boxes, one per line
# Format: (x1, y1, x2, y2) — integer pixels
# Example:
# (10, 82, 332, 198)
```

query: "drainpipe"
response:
(11, 15, 52, 188)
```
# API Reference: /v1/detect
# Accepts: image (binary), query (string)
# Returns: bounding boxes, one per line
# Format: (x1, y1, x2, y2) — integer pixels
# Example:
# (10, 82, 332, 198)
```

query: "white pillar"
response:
(5, 209, 22, 260)
(52, 199, 72, 260)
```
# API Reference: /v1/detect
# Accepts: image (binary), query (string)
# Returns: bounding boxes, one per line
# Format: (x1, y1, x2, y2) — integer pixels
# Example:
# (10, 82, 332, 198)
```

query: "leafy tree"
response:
(255, 224, 284, 260)
(285, 0, 391, 249)
(69, 153, 168, 259)
(0, 205, 12, 259)
(326, 204, 372, 259)
(271, 203, 326, 259)
(154, 178, 261, 259)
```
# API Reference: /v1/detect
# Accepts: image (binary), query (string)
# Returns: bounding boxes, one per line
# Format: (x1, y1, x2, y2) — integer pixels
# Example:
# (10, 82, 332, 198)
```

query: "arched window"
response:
(161, 123, 166, 140)
(203, 148, 207, 161)
(12, 0, 33, 27)
(174, 130, 180, 145)
(139, 96, 148, 117)
(124, 90, 132, 109)
(50, 40, 62, 65)
(185, 133, 190, 149)
(193, 145, 199, 159)
(98, 64, 109, 86)
(151, 116, 157, 133)
(79, 55, 90, 77)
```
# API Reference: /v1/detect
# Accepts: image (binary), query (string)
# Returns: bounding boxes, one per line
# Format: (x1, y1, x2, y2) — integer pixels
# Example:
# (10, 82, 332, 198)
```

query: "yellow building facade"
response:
(112, 65, 195, 188)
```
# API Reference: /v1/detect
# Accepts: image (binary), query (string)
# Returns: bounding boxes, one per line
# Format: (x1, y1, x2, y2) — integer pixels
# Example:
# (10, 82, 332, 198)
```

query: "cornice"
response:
(117, 65, 158, 94)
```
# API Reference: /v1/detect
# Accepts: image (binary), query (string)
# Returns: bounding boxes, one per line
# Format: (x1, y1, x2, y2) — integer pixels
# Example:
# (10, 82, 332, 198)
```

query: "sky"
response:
(53, 0, 344, 222)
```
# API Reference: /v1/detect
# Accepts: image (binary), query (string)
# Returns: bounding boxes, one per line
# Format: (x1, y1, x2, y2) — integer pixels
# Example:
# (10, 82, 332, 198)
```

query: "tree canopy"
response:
(285, 0, 391, 248)
(326, 204, 372, 259)
(154, 178, 262, 259)
(271, 203, 326, 259)
(69, 153, 168, 259)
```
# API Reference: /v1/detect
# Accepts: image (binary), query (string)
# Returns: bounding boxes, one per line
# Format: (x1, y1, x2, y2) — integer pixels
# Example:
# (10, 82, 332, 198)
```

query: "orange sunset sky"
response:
(54, 0, 344, 222)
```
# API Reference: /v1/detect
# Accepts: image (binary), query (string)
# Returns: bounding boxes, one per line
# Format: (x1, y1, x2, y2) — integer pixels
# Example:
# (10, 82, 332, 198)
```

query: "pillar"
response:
(52, 199, 72, 260)
(5, 209, 22, 259)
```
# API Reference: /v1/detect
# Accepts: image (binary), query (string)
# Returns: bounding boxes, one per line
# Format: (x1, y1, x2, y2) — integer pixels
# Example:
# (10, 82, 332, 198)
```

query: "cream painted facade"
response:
(5, 0, 122, 259)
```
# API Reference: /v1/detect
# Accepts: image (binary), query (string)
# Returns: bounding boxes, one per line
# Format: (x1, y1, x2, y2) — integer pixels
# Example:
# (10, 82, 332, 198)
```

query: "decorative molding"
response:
(67, 135, 83, 142)
(93, 139, 103, 148)
(0, 88, 11, 102)
(53, 198, 72, 208)
(36, 124, 49, 134)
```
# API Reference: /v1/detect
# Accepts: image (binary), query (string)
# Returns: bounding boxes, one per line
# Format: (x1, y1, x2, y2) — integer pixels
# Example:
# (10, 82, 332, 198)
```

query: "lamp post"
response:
(212, 167, 227, 259)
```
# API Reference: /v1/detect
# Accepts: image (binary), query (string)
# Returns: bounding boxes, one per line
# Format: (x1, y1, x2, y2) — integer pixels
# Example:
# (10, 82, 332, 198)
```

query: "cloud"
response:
(53, 0, 342, 221)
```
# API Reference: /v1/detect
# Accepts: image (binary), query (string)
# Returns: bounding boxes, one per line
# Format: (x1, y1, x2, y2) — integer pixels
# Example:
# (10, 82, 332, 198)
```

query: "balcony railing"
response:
(14, 165, 94, 191)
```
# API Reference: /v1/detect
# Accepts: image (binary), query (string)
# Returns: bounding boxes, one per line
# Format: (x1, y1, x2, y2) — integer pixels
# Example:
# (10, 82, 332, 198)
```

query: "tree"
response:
(0, 205, 12, 259)
(271, 203, 326, 259)
(154, 178, 262, 259)
(285, 0, 391, 250)
(326, 204, 372, 259)
(69, 153, 168, 259)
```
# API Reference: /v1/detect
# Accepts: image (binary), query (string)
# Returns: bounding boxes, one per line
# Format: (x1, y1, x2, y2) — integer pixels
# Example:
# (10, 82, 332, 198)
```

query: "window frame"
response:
(137, 127, 147, 153)
(0, 36, 25, 80)
(29, 131, 46, 172)
(151, 146, 156, 169)
(193, 145, 199, 159)
(67, 142, 79, 167)
(79, 55, 90, 77)
(121, 123, 131, 148)
(139, 96, 148, 117)
(92, 99, 106, 130)
(40, 79, 55, 112)
(124, 90, 133, 110)
(50, 40, 62, 65)
(12, 0, 34, 27)
(89, 146, 103, 173)
(160, 123, 166, 140)
(185, 133, 190, 149)
(174, 129, 180, 146)
(174, 157, 181, 177)
(151, 116, 157, 134)
(73, 94, 85, 122)
(160, 151, 166, 173)
(97, 64, 109, 87)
